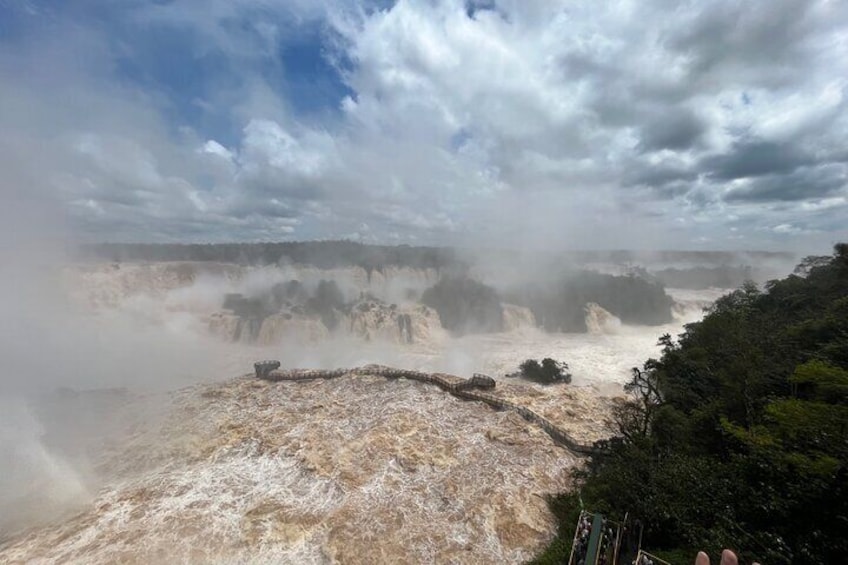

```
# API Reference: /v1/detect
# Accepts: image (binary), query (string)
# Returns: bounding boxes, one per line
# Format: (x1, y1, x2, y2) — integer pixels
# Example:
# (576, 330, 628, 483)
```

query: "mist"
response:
(0, 196, 811, 556)
(2, 1, 845, 561)
(0, 189, 804, 540)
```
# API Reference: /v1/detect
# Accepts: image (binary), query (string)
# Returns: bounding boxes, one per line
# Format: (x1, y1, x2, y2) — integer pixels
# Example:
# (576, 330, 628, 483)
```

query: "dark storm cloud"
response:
(625, 163, 698, 190)
(702, 141, 813, 181)
(724, 165, 846, 203)
(665, 0, 820, 86)
(240, 173, 328, 202)
(638, 109, 706, 152)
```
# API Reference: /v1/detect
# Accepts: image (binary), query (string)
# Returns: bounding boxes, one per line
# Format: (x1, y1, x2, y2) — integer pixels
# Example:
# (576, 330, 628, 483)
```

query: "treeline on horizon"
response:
(533, 245, 848, 564)
(78, 241, 792, 271)
(79, 241, 466, 272)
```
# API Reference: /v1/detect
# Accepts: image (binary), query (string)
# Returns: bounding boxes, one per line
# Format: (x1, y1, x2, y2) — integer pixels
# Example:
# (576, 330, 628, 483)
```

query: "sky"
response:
(0, 0, 846, 251)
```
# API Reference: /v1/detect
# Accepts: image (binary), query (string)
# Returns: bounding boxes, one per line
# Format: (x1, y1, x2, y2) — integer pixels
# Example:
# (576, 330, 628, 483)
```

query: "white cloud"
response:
(240, 119, 334, 178)
(799, 197, 847, 212)
(202, 140, 234, 162)
(1, 0, 847, 250)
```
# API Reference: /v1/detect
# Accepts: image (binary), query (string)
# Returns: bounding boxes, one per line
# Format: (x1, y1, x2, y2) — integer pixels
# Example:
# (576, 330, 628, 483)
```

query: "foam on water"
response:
(1, 374, 604, 563)
(0, 264, 724, 563)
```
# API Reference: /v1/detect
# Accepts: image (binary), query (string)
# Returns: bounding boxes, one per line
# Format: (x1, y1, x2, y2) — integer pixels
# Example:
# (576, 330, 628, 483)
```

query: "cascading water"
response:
(0, 261, 724, 563)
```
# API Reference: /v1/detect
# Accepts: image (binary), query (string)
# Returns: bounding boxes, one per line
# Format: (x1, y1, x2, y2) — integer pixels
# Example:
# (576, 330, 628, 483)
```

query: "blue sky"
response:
(1, 0, 847, 251)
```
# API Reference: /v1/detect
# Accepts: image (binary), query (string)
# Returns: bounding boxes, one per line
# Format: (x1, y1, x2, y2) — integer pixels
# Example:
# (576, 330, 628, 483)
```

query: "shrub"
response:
(518, 358, 572, 385)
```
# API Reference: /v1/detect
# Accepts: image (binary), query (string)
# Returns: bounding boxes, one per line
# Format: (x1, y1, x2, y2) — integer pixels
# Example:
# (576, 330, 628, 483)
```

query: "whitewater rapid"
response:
(0, 263, 724, 564)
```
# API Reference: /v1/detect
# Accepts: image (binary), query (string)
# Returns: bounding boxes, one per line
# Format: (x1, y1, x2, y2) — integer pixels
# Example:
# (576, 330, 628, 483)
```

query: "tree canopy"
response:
(533, 244, 848, 565)
(421, 276, 504, 335)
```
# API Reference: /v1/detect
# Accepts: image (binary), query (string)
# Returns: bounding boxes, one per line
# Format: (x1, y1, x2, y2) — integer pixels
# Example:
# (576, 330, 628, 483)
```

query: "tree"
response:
(534, 243, 848, 564)
(421, 276, 504, 335)
(518, 358, 572, 384)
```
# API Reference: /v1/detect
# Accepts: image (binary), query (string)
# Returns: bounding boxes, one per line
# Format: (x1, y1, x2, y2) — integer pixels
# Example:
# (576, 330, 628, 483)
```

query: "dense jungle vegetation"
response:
(420, 271, 673, 335)
(510, 272, 674, 332)
(533, 245, 848, 565)
(421, 276, 504, 334)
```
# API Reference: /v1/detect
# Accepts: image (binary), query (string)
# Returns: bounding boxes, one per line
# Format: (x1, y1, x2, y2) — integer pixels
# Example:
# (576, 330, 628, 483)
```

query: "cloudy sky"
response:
(1, 0, 846, 251)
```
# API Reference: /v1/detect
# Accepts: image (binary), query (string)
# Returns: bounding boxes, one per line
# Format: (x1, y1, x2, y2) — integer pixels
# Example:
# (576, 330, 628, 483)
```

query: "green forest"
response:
(533, 245, 848, 564)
